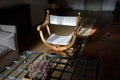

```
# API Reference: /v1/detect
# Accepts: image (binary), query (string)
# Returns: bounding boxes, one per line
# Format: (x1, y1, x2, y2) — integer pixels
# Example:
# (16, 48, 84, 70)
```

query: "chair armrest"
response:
(37, 23, 51, 35)
(37, 24, 47, 31)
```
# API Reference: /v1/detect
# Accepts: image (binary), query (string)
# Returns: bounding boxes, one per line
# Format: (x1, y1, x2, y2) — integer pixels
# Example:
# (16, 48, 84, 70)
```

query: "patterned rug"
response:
(0, 51, 98, 80)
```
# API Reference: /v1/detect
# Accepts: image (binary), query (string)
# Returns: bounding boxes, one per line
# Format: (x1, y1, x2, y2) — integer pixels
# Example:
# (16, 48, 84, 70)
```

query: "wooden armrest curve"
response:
(37, 24, 47, 31)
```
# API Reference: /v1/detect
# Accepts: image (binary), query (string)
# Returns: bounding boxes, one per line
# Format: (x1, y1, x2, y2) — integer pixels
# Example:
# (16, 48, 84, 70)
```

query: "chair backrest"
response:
(50, 15, 78, 26)
(44, 10, 81, 35)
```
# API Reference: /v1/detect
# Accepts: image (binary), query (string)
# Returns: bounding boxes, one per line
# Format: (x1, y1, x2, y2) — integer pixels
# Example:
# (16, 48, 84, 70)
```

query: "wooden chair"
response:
(37, 10, 81, 57)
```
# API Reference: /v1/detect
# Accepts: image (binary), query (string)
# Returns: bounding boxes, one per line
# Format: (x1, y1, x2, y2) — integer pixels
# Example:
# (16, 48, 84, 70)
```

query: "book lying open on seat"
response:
(47, 34, 72, 45)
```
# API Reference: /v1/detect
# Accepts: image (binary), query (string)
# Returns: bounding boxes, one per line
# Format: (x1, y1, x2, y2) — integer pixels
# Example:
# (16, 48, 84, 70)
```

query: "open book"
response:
(47, 34, 72, 45)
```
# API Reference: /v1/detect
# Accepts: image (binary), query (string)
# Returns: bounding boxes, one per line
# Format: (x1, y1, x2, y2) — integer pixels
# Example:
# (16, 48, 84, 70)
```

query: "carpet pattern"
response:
(0, 51, 98, 80)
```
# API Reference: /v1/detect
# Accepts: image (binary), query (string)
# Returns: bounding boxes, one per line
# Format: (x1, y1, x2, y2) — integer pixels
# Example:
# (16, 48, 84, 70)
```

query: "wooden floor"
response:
(80, 12, 120, 80)
(27, 11, 120, 80)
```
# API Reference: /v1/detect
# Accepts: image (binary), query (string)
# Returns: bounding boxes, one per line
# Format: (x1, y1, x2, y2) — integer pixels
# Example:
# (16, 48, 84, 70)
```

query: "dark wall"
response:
(0, 0, 24, 8)
(0, 4, 32, 53)
(54, 0, 117, 11)
(0, 4, 31, 37)
(114, 1, 120, 14)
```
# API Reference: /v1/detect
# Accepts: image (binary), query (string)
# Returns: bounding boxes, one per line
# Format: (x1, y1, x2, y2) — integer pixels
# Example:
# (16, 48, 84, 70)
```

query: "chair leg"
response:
(58, 51, 67, 57)
(47, 49, 67, 57)
(47, 49, 57, 55)
(47, 48, 77, 58)
(66, 47, 76, 56)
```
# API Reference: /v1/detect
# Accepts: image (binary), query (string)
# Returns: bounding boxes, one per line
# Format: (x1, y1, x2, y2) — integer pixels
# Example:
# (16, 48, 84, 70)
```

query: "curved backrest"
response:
(45, 10, 81, 34)
(50, 15, 78, 26)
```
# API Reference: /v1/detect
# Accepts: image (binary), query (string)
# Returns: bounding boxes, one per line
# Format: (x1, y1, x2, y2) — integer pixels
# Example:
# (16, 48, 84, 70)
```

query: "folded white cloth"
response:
(0, 25, 16, 33)
(0, 30, 15, 50)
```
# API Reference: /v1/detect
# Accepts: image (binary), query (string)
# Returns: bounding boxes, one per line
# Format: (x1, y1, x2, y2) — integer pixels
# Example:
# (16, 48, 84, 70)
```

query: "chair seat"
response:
(47, 34, 72, 45)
